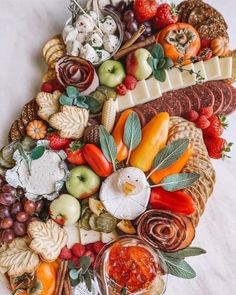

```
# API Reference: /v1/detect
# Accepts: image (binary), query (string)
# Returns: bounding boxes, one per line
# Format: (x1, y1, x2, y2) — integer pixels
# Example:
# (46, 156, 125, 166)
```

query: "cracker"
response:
(36, 90, 61, 121)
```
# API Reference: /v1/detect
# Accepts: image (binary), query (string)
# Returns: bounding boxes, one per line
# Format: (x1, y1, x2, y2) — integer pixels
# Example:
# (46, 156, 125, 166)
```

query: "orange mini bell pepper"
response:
(130, 112, 170, 172)
(150, 145, 192, 184)
(112, 109, 134, 162)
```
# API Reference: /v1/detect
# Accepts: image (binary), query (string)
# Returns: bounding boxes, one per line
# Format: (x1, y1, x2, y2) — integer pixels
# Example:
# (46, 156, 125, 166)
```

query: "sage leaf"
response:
(151, 44, 164, 60)
(160, 173, 200, 191)
(157, 58, 166, 70)
(31, 145, 45, 160)
(68, 261, 75, 270)
(163, 57, 174, 70)
(84, 96, 102, 114)
(153, 69, 166, 82)
(59, 95, 74, 106)
(149, 138, 189, 178)
(148, 57, 154, 72)
(84, 271, 92, 292)
(99, 126, 117, 171)
(66, 86, 79, 98)
(164, 247, 206, 260)
(69, 269, 80, 280)
(80, 256, 91, 273)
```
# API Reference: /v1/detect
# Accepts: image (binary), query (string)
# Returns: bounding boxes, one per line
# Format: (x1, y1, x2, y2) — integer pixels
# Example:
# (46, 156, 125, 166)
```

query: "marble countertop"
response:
(0, 0, 236, 294)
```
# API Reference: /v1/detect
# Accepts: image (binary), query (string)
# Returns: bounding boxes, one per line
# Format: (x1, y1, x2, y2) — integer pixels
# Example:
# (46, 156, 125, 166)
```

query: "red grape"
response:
(123, 31, 132, 43)
(13, 222, 26, 236)
(0, 217, 13, 229)
(1, 229, 15, 244)
(35, 200, 44, 213)
(11, 201, 23, 216)
(2, 184, 17, 195)
(0, 193, 17, 206)
(123, 10, 135, 23)
(16, 212, 29, 223)
(105, 4, 116, 12)
(26, 216, 39, 226)
(117, 1, 127, 13)
(137, 35, 145, 42)
(0, 175, 5, 188)
(24, 200, 36, 215)
(0, 206, 10, 219)
(126, 20, 138, 34)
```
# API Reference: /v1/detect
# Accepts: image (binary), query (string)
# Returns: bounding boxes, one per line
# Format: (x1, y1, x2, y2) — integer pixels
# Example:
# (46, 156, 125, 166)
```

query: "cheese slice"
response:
(101, 231, 119, 243)
(145, 77, 162, 101)
(79, 228, 100, 245)
(204, 56, 222, 81)
(168, 67, 184, 90)
(116, 90, 134, 112)
(132, 80, 150, 105)
(159, 70, 172, 93)
(216, 57, 233, 80)
(193, 60, 207, 82)
(181, 63, 196, 87)
(64, 225, 80, 248)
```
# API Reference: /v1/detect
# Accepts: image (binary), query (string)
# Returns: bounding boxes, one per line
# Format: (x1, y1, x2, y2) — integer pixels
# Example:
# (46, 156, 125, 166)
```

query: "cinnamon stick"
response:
(63, 274, 72, 295)
(120, 25, 146, 50)
(114, 35, 156, 60)
(54, 260, 68, 295)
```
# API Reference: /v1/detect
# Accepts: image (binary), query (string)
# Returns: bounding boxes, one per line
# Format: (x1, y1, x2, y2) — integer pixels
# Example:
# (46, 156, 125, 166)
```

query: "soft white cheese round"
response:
(86, 31, 103, 48)
(76, 32, 86, 44)
(63, 25, 78, 44)
(100, 15, 117, 35)
(66, 40, 82, 56)
(103, 34, 119, 53)
(96, 49, 110, 62)
(76, 14, 95, 34)
(80, 44, 99, 63)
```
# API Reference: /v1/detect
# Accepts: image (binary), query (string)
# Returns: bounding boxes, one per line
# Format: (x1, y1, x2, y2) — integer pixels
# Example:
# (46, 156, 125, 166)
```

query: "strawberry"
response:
(51, 78, 65, 93)
(134, 0, 158, 23)
(153, 3, 178, 30)
(196, 115, 210, 129)
(203, 115, 228, 137)
(41, 82, 54, 93)
(71, 254, 79, 267)
(116, 84, 127, 96)
(47, 133, 71, 150)
(84, 250, 96, 265)
(92, 241, 105, 254)
(201, 38, 211, 49)
(204, 136, 233, 159)
(66, 141, 86, 165)
(123, 75, 137, 90)
(199, 107, 214, 119)
(186, 110, 199, 122)
(59, 246, 72, 260)
(198, 48, 213, 61)
(71, 243, 85, 258)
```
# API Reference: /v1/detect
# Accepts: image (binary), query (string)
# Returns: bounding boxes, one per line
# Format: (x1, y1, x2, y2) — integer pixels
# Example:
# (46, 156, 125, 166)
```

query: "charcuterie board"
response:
(0, 0, 236, 294)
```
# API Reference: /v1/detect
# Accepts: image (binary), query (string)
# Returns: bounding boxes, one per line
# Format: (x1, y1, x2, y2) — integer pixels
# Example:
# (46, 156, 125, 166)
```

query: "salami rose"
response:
(137, 209, 195, 252)
(55, 55, 99, 95)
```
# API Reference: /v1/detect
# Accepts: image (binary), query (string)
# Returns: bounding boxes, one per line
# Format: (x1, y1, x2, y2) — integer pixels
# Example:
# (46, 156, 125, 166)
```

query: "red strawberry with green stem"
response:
(203, 115, 228, 137)
(134, 0, 158, 23)
(204, 136, 233, 159)
(153, 3, 178, 30)
(47, 133, 71, 150)
(65, 141, 86, 165)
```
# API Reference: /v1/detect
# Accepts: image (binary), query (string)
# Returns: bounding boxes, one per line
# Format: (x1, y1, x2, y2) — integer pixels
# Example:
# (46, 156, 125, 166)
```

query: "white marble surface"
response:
(0, 0, 236, 294)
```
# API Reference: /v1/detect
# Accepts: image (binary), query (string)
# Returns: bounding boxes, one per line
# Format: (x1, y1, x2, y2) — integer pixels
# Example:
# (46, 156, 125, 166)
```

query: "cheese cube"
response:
(116, 91, 135, 112)
(79, 228, 100, 245)
(204, 56, 222, 81)
(168, 67, 184, 90)
(101, 231, 119, 243)
(181, 63, 196, 87)
(159, 70, 172, 93)
(64, 225, 80, 248)
(145, 77, 162, 101)
(132, 80, 151, 105)
(216, 57, 233, 80)
(193, 60, 207, 82)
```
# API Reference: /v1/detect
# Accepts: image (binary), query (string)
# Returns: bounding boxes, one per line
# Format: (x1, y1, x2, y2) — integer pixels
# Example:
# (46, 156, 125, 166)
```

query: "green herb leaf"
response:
(149, 138, 189, 179)
(160, 173, 200, 191)
(74, 97, 89, 109)
(79, 256, 91, 273)
(66, 86, 79, 98)
(151, 44, 164, 60)
(59, 95, 74, 106)
(161, 254, 196, 279)
(153, 69, 166, 82)
(120, 287, 127, 295)
(69, 269, 80, 280)
(164, 247, 206, 260)
(84, 96, 102, 114)
(99, 126, 117, 171)
(157, 59, 166, 70)
(68, 261, 76, 270)
(123, 112, 142, 165)
(84, 271, 92, 292)
(148, 57, 154, 72)
(163, 57, 174, 69)
(30, 145, 45, 160)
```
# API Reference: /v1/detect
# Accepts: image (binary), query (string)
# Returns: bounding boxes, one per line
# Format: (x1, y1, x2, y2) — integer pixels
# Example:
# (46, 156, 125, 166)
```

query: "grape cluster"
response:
(0, 175, 47, 244)
(106, 1, 154, 44)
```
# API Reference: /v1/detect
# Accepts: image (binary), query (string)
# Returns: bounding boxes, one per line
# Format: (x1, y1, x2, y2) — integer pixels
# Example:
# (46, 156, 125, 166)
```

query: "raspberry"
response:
(123, 75, 138, 90)
(116, 84, 127, 96)
(198, 48, 213, 61)
(92, 241, 105, 254)
(71, 243, 85, 258)
(59, 246, 72, 260)
(41, 82, 54, 93)
(84, 250, 96, 265)
(201, 38, 211, 49)
(186, 110, 199, 122)
(196, 115, 211, 129)
(85, 243, 94, 252)
(199, 107, 214, 119)
(71, 254, 79, 267)
(51, 78, 65, 92)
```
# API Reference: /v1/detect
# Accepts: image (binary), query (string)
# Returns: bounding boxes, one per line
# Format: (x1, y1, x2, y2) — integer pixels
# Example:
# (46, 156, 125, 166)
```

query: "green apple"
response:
(126, 48, 153, 80)
(98, 60, 126, 88)
(66, 165, 100, 199)
(49, 194, 81, 226)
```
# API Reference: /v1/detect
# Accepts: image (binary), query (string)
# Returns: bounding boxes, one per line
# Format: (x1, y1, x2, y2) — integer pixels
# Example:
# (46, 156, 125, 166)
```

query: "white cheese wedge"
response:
(64, 225, 80, 248)
(181, 63, 196, 87)
(101, 231, 119, 243)
(216, 57, 233, 80)
(116, 91, 134, 112)
(168, 67, 184, 90)
(193, 60, 207, 82)
(79, 228, 100, 245)
(159, 70, 172, 93)
(204, 56, 222, 81)
(132, 80, 151, 105)
(145, 77, 162, 101)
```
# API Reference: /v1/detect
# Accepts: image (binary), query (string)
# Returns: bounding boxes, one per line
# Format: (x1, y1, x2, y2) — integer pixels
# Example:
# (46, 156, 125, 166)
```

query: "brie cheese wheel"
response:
(99, 167, 150, 220)
(193, 60, 207, 81)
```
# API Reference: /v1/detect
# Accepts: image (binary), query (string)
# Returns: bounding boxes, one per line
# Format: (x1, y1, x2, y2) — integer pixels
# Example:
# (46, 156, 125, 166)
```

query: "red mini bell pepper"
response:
(82, 144, 113, 177)
(150, 187, 195, 216)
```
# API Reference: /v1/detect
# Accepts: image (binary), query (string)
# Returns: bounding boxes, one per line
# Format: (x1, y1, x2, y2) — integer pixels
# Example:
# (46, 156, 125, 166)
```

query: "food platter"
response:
(0, 0, 236, 294)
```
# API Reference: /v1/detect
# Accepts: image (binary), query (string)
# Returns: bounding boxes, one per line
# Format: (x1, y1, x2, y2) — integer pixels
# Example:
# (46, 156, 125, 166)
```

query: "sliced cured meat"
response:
(132, 107, 146, 127)
(224, 85, 236, 115)
(135, 105, 157, 124)
(216, 81, 232, 114)
(191, 84, 215, 108)
(205, 81, 224, 114)
(162, 92, 182, 116)
(181, 88, 201, 111)
(175, 90, 192, 115)
(147, 97, 171, 114)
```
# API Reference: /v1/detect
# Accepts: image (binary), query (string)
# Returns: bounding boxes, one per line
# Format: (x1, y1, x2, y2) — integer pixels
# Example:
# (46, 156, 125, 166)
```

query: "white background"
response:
(0, 1, 236, 294)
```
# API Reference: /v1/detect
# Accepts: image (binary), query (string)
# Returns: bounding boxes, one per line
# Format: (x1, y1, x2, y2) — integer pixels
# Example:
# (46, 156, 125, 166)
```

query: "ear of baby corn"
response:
(101, 98, 116, 133)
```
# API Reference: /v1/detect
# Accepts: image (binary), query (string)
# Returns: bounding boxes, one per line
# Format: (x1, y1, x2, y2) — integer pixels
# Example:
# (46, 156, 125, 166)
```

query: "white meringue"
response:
(103, 34, 119, 53)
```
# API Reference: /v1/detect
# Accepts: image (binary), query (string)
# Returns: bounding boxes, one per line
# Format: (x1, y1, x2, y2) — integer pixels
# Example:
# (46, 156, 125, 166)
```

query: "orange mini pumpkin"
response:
(210, 36, 229, 57)
(26, 120, 47, 140)
(157, 23, 201, 65)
